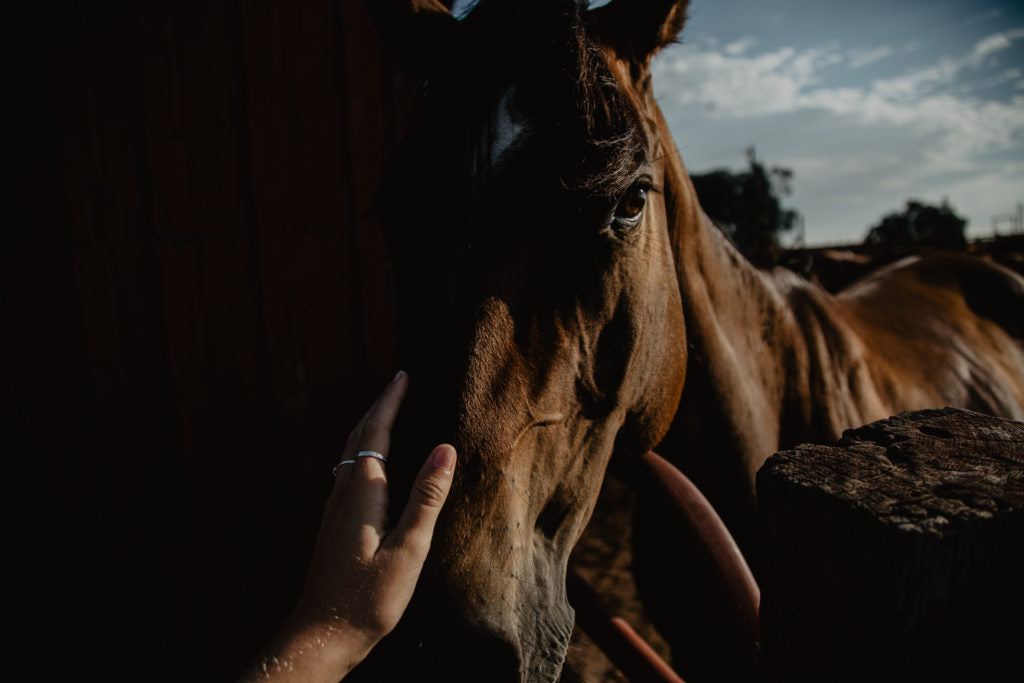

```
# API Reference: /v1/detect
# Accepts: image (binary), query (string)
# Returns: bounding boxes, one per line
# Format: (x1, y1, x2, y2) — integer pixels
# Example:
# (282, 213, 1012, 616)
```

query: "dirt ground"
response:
(562, 472, 673, 682)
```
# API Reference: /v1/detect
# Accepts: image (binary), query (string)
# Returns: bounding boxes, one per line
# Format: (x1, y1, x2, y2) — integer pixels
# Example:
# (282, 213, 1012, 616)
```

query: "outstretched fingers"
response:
(353, 371, 408, 453)
(385, 444, 456, 560)
(333, 371, 409, 538)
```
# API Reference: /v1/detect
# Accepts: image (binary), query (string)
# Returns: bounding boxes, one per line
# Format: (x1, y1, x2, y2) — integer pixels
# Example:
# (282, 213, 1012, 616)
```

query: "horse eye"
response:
(611, 183, 648, 232)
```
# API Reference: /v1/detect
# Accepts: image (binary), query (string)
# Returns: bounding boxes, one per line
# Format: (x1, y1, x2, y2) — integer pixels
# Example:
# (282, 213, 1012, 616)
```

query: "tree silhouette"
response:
(690, 147, 801, 268)
(864, 199, 967, 250)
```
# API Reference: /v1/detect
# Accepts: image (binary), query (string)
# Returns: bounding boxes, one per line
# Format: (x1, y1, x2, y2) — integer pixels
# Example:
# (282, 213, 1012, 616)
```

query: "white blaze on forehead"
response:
(487, 86, 531, 170)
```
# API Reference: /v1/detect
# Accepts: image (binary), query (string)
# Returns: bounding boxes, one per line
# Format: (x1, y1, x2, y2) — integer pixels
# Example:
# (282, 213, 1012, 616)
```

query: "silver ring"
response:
(356, 450, 387, 464)
(332, 459, 356, 476)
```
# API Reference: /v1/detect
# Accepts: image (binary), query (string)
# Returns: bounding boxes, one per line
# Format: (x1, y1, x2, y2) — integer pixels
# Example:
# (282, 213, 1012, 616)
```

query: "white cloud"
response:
(723, 36, 758, 56)
(972, 28, 1024, 62)
(652, 29, 1024, 244)
(847, 46, 892, 70)
(654, 42, 845, 116)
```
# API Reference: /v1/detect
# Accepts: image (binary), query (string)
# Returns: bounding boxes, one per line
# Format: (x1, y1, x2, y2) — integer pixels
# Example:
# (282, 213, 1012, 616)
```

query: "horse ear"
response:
(367, 0, 460, 75)
(590, 0, 689, 62)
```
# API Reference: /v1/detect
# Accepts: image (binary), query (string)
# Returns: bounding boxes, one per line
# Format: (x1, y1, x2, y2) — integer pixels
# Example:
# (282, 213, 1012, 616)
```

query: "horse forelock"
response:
(427, 0, 649, 200)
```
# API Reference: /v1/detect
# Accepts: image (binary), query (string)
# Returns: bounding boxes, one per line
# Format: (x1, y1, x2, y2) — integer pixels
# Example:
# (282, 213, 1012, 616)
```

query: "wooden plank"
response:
(339, 0, 397, 383)
(280, 0, 352, 236)
(46, 15, 99, 248)
(156, 236, 274, 677)
(174, 0, 250, 239)
(5, 250, 104, 659)
(71, 242, 184, 677)
(135, 0, 193, 241)
(5, 10, 63, 250)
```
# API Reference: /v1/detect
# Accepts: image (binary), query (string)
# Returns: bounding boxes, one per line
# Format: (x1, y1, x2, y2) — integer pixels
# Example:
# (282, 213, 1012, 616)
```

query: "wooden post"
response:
(757, 408, 1024, 682)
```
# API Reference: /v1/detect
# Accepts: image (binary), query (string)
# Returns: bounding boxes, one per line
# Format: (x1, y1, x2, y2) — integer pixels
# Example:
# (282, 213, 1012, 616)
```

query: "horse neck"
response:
(661, 143, 797, 504)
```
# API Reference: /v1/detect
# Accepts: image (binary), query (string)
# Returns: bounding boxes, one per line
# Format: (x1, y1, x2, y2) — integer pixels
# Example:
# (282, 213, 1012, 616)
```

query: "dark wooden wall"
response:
(4, 1, 402, 678)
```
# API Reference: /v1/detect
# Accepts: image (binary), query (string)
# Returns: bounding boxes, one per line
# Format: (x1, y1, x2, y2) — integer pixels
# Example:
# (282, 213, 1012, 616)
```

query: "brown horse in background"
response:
(356, 1, 1024, 681)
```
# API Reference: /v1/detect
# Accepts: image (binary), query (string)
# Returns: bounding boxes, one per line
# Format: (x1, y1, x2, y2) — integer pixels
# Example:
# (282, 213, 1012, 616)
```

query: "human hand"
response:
(242, 371, 456, 682)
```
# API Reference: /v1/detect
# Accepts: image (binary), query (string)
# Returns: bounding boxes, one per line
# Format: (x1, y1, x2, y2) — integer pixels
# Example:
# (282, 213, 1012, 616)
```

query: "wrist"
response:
(249, 614, 371, 682)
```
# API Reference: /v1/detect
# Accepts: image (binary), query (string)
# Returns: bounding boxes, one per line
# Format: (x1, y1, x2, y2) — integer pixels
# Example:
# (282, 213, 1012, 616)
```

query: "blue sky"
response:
(452, 1, 1024, 245)
(652, 0, 1024, 244)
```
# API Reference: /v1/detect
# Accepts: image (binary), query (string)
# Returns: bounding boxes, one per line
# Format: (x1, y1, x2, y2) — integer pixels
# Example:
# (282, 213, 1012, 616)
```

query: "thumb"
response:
(386, 445, 456, 556)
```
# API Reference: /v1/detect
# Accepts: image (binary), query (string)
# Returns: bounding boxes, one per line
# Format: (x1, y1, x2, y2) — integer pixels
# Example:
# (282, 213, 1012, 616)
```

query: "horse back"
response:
(834, 253, 1024, 420)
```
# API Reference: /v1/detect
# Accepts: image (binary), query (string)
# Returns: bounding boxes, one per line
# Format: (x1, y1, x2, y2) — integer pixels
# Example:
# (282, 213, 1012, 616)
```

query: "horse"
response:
(355, 1, 1024, 681)
(632, 247, 1024, 680)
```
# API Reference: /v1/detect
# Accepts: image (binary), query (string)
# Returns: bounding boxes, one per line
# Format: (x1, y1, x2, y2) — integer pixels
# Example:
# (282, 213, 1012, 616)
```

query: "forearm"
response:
(239, 617, 370, 683)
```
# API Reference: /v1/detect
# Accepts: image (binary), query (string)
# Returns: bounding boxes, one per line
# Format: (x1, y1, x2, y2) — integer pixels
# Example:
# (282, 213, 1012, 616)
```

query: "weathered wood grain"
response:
(758, 407, 1024, 682)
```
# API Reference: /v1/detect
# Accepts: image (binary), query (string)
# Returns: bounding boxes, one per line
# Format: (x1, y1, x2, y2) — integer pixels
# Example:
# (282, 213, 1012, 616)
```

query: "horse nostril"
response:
(536, 494, 570, 540)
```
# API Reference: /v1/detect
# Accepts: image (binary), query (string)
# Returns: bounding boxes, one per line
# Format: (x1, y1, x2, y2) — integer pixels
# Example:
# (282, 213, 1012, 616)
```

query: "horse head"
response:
(357, 1, 693, 680)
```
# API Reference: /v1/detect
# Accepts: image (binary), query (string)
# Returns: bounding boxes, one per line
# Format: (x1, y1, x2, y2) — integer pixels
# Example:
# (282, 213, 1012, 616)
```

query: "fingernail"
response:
(430, 445, 456, 473)
(391, 370, 406, 383)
